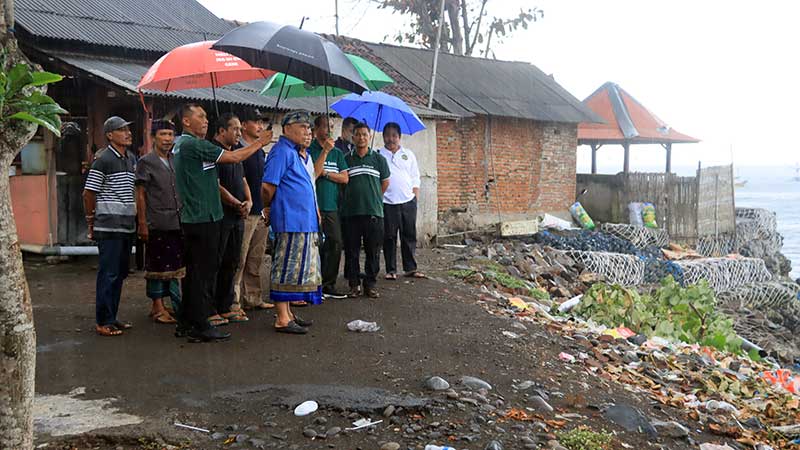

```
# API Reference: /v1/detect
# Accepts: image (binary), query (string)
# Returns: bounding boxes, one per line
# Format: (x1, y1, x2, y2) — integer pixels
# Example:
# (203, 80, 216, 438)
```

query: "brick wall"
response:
(437, 116, 577, 231)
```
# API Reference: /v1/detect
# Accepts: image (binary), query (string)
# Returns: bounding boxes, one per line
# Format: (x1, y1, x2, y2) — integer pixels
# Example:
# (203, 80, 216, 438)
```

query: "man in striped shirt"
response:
(83, 116, 137, 337)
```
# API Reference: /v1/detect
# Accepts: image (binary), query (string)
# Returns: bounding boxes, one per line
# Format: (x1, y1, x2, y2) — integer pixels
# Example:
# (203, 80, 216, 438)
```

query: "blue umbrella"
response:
(330, 91, 426, 135)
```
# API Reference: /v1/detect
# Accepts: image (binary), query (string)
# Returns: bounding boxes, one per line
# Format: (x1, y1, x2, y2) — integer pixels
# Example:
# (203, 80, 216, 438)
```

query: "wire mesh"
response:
(600, 223, 670, 249)
(674, 257, 773, 294)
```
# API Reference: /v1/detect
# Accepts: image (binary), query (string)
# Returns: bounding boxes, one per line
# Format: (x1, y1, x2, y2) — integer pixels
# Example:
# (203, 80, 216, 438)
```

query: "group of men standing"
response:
(83, 104, 423, 342)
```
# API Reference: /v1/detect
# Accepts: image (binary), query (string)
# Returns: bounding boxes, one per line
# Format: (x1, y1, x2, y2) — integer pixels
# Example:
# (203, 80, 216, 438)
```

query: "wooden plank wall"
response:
(696, 164, 736, 237)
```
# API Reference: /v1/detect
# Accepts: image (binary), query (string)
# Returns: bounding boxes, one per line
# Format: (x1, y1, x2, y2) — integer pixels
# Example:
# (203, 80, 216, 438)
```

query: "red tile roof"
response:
(578, 82, 699, 145)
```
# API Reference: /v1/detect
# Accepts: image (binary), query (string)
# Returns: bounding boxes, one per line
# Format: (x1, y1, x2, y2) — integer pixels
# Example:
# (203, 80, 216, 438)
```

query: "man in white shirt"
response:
(379, 122, 425, 279)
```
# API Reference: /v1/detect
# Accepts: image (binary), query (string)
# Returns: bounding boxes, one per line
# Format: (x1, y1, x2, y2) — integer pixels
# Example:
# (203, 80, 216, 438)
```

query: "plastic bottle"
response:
(424, 446, 456, 450)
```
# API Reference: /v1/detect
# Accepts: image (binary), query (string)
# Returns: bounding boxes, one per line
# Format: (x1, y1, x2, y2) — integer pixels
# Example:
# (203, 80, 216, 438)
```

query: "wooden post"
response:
(665, 143, 672, 173)
(591, 144, 597, 174)
(623, 142, 630, 173)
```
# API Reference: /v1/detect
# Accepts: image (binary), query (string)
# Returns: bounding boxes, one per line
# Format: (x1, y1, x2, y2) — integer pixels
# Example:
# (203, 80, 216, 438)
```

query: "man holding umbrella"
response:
(262, 110, 328, 334)
(173, 103, 272, 343)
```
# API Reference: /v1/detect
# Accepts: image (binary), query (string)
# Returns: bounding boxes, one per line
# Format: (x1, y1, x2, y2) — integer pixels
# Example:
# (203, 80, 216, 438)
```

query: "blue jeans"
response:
(146, 279, 182, 316)
(96, 238, 131, 326)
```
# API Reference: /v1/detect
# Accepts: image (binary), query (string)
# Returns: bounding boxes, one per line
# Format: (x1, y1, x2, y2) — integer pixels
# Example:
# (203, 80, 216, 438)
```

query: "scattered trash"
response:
(762, 369, 800, 394)
(424, 445, 456, 450)
(346, 320, 380, 333)
(601, 326, 636, 339)
(558, 352, 576, 363)
(174, 422, 210, 433)
(508, 297, 530, 311)
(557, 295, 582, 313)
(570, 201, 595, 230)
(293, 400, 318, 417)
(699, 444, 735, 450)
(484, 440, 503, 450)
(346, 418, 382, 431)
(628, 202, 644, 227)
(540, 213, 575, 231)
(502, 330, 520, 339)
(702, 400, 739, 415)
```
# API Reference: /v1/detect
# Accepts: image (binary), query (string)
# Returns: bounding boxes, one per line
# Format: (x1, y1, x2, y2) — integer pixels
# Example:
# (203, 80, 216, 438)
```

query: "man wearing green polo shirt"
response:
(173, 103, 271, 342)
(309, 115, 348, 298)
(342, 122, 390, 298)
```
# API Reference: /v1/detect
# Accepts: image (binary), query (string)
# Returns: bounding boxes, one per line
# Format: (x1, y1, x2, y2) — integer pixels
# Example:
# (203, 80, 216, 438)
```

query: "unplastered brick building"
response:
(329, 35, 600, 233)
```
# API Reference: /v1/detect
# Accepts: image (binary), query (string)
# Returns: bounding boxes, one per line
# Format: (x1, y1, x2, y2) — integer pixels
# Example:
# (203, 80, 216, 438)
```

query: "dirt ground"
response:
(28, 248, 716, 450)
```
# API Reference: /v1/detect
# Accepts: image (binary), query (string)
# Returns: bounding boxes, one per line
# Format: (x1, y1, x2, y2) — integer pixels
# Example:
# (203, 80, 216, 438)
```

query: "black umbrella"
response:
(211, 21, 368, 100)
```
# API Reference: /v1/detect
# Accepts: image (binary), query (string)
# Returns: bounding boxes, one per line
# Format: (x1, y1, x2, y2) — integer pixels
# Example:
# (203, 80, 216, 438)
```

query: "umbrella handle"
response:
(370, 105, 382, 149)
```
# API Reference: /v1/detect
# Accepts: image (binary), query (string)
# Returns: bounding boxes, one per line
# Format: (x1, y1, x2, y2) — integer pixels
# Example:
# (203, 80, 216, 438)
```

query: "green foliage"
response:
(558, 427, 613, 450)
(571, 277, 743, 354)
(448, 269, 475, 278)
(0, 51, 65, 136)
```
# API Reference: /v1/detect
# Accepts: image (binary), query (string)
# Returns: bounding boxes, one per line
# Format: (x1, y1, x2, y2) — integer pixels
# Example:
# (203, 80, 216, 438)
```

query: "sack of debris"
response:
(628, 202, 644, 227)
(570, 202, 596, 230)
(642, 202, 658, 228)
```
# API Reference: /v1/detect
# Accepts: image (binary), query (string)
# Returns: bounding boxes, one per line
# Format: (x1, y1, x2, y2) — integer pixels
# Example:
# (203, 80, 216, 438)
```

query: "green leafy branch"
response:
(0, 51, 66, 137)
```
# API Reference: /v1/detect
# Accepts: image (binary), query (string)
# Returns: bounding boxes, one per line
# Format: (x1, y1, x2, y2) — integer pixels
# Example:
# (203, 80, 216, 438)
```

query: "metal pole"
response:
(427, 0, 447, 109)
(335, 0, 340, 35)
(590, 144, 597, 174)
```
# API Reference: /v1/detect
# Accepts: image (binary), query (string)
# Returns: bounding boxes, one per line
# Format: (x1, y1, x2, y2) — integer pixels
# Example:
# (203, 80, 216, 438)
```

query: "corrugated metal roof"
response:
(578, 82, 700, 144)
(51, 51, 456, 119)
(366, 43, 602, 124)
(15, 0, 233, 52)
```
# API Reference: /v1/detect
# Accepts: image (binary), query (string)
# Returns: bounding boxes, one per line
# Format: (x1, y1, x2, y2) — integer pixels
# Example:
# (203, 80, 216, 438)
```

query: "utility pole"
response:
(334, 0, 340, 35)
(427, 0, 446, 108)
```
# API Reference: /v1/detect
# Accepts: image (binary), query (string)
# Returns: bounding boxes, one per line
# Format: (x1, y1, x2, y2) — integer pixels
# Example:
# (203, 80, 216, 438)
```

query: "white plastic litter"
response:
(346, 320, 380, 332)
(540, 213, 576, 230)
(558, 295, 582, 313)
(346, 418, 383, 430)
(293, 400, 318, 416)
(174, 422, 209, 433)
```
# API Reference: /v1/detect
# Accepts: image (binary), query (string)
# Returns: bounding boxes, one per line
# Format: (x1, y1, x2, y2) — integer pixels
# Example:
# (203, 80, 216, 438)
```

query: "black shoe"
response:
(293, 315, 313, 327)
(322, 287, 348, 299)
(174, 323, 191, 338)
(187, 326, 231, 343)
(365, 287, 381, 299)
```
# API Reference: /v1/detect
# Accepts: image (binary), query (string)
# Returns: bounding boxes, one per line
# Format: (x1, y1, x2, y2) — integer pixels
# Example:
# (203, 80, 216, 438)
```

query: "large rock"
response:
(461, 376, 493, 391)
(425, 376, 451, 391)
(603, 404, 656, 436)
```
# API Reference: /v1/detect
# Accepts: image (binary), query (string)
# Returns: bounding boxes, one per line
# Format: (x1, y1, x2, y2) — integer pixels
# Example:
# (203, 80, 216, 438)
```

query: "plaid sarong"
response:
(270, 232, 322, 304)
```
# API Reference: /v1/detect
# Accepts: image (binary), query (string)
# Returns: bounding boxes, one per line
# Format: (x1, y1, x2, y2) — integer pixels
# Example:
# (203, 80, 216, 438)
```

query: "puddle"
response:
(37, 339, 84, 353)
(34, 387, 142, 436)
(216, 383, 429, 413)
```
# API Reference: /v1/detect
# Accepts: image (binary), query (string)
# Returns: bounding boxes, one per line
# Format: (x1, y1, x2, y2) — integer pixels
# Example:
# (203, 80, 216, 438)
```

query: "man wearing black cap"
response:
(231, 108, 274, 312)
(135, 119, 183, 325)
(83, 116, 137, 337)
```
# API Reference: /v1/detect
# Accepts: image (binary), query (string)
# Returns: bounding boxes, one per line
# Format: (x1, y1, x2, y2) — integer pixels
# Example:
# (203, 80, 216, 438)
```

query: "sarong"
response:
(144, 229, 185, 280)
(270, 232, 322, 304)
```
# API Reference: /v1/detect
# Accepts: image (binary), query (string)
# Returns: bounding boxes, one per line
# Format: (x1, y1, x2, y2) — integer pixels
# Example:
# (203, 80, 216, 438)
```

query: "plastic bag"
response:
(569, 202, 596, 230)
(346, 320, 380, 332)
(628, 202, 644, 227)
(642, 202, 658, 228)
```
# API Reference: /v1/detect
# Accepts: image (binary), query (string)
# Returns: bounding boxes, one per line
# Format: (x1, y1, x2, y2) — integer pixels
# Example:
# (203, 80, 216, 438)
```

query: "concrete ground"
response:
(28, 249, 706, 450)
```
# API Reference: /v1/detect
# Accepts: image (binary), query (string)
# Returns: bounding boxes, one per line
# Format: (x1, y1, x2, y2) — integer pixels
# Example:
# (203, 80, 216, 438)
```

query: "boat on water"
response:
(735, 177, 747, 188)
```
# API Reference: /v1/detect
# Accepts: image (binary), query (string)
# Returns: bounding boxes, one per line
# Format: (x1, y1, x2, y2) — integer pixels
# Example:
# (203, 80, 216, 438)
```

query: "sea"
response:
(734, 166, 800, 279)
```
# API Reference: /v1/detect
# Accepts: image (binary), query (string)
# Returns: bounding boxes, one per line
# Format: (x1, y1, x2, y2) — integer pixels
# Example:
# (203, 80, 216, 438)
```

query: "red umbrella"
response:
(138, 40, 276, 114)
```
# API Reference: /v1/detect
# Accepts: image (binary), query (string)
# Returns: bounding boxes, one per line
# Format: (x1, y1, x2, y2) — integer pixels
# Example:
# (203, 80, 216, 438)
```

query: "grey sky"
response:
(198, 0, 799, 174)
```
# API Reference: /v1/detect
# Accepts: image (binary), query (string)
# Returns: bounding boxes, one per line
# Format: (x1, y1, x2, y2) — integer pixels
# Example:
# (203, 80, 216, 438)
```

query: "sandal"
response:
(152, 311, 176, 324)
(384, 273, 398, 280)
(404, 271, 427, 279)
(290, 301, 308, 307)
(274, 320, 308, 334)
(255, 302, 275, 309)
(96, 325, 123, 337)
(292, 315, 313, 327)
(221, 310, 249, 323)
(208, 315, 229, 327)
(112, 321, 133, 330)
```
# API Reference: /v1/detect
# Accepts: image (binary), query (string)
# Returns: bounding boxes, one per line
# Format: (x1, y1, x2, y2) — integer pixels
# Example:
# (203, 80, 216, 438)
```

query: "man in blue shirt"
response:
(262, 110, 332, 334)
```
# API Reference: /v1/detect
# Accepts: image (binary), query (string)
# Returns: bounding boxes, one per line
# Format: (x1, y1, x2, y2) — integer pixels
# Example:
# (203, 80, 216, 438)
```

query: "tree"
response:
(0, 1, 65, 447)
(377, 0, 543, 57)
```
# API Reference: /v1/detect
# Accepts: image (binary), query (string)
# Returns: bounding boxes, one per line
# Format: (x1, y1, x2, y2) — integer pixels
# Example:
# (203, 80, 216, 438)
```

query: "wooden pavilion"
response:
(578, 82, 699, 173)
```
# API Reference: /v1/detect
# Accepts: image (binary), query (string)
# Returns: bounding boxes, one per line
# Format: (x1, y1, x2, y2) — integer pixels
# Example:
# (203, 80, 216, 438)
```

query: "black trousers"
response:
(344, 215, 383, 289)
(214, 216, 243, 315)
(180, 221, 221, 331)
(383, 198, 418, 274)
(320, 211, 343, 290)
